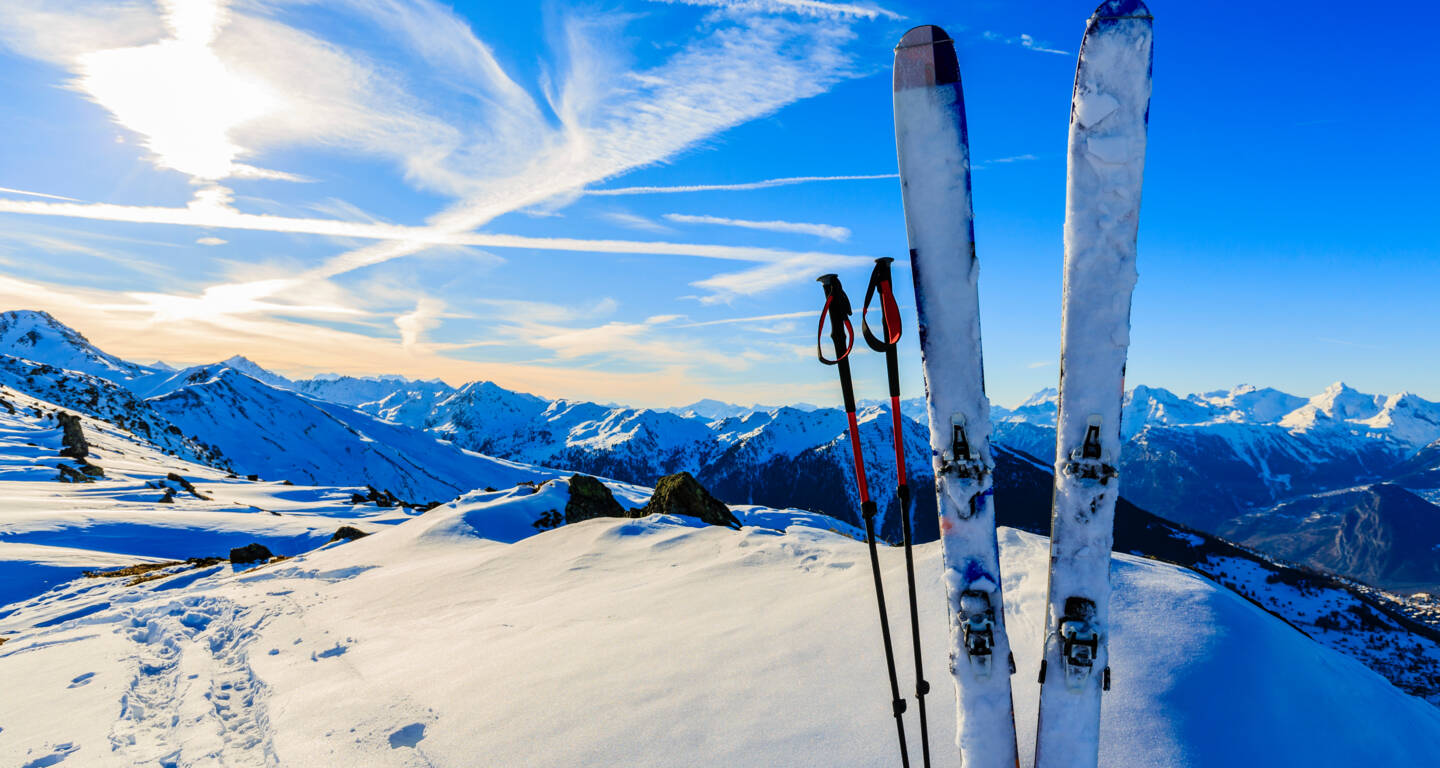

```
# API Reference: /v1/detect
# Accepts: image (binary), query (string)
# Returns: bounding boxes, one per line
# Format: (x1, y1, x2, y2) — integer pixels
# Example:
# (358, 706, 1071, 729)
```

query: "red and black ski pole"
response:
(861, 256, 930, 768)
(816, 273, 910, 768)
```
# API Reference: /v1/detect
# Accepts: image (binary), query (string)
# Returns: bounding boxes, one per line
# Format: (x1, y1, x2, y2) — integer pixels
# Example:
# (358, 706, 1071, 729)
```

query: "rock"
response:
(638, 472, 741, 530)
(56, 411, 88, 458)
(56, 463, 93, 483)
(330, 526, 370, 543)
(229, 542, 274, 564)
(166, 472, 210, 500)
(565, 474, 628, 524)
(158, 488, 176, 504)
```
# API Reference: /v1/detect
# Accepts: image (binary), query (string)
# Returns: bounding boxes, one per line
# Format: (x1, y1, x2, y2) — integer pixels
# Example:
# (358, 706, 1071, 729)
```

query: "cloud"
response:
(395, 297, 446, 348)
(649, 0, 901, 21)
(1027, 361, 1053, 369)
(600, 211, 671, 234)
(689, 252, 869, 304)
(981, 30, 1069, 56)
(664, 213, 849, 241)
(588, 173, 896, 195)
(196, 236, 227, 246)
(0, 186, 84, 202)
(678, 310, 812, 327)
(0, 194, 868, 268)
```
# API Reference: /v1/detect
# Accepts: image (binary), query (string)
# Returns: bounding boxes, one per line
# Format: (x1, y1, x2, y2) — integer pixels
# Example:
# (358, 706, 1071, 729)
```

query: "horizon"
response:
(1, 1, 1437, 407)
(4, 305, 1425, 414)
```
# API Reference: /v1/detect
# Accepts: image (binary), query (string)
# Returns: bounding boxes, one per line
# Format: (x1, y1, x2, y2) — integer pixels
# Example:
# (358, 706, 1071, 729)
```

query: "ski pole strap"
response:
(816, 276, 855, 366)
(849, 411, 872, 506)
(862, 257, 903, 352)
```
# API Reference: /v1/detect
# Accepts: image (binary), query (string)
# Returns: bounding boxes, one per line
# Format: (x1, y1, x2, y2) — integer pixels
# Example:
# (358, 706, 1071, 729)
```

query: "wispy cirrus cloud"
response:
(0, 186, 85, 202)
(589, 173, 895, 195)
(664, 213, 849, 241)
(650, 0, 900, 21)
(982, 30, 1068, 55)
(0, 0, 888, 397)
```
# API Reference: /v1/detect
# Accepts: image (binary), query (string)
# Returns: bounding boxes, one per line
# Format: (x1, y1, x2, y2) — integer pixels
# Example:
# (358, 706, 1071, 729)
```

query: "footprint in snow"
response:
(21, 742, 79, 768)
(388, 722, 426, 749)
(310, 642, 348, 661)
(66, 672, 94, 688)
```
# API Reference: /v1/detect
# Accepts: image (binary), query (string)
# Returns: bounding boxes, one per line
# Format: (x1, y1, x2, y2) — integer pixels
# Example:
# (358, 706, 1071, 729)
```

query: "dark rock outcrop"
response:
(564, 474, 627, 524)
(165, 472, 210, 500)
(56, 463, 93, 483)
(330, 525, 370, 543)
(229, 542, 274, 564)
(57, 411, 88, 458)
(638, 472, 741, 530)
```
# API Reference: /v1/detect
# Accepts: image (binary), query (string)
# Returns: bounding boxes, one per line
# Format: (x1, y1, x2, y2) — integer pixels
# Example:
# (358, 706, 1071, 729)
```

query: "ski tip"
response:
(1090, 0, 1151, 22)
(893, 25, 959, 91)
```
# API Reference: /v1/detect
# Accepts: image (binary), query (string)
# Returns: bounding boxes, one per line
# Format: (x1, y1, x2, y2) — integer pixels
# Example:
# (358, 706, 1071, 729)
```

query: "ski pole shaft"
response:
(816, 273, 910, 768)
(862, 257, 931, 768)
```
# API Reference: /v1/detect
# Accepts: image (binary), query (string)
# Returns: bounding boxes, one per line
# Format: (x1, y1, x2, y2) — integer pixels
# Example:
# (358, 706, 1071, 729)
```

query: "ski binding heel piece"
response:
(1058, 597, 1100, 690)
(1062, 414, 1117, 485)
(958, 589, 997, 676)
(940, 413, 988, 482)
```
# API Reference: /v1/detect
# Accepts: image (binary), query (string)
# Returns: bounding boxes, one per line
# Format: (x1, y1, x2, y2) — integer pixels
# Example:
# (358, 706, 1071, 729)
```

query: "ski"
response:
(893, 25, 1020, 768)
(1034, 3, 1154, 767)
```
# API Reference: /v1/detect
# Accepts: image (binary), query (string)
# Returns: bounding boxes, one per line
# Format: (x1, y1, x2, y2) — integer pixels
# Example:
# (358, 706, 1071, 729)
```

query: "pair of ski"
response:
(820, 3, 1154, 767)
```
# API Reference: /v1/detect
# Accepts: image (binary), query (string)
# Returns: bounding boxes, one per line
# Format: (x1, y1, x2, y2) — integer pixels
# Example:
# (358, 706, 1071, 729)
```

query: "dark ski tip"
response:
(893, 25, 959, 92)
(1091, 0, 1152, 21)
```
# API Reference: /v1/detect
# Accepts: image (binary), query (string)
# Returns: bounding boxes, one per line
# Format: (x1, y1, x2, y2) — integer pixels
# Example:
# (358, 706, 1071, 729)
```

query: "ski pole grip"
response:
(815, 274, 855, 366)
(862, 257, 903, 353)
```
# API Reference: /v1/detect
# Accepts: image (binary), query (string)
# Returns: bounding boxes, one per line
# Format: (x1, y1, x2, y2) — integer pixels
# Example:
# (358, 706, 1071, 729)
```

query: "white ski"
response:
(1034, 2, 1154, 767)
(893, 25, 1020, 768)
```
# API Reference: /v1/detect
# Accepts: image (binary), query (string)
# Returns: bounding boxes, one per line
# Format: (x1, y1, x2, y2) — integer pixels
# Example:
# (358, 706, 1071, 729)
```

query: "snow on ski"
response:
(1034, 2, 1153, 768)
(893, 25, 1020, 768)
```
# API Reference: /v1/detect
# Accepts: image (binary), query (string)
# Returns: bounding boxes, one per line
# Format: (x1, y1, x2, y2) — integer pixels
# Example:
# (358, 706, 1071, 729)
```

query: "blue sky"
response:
(0, 0, 1435, 408)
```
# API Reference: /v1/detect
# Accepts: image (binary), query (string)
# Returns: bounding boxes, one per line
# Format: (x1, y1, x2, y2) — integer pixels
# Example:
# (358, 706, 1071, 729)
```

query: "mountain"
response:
(0, 355, 223, 466)
(0, 310, 158, 385)
(0, 321, 1437, 714)
(144, 365, 543, 502)
(666, 398, 755, 420)
(218, 354, 296, 389)
(2, 310, 1438, 603)
(294, 375, 454, 408)
(1221, 484, 1440, 593)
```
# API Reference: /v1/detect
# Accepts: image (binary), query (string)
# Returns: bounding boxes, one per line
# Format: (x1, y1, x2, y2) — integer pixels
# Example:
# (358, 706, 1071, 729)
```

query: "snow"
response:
(3, 495, 1439, 766)
(1040, 3, 1152, 764)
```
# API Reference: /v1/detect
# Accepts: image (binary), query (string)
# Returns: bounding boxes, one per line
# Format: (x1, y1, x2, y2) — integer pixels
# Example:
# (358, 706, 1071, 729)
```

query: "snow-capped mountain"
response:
(1, 310, 1437, 603)
(295, 374, 454, 409)
(0, 310, 159, 385)
(994, 382, 1440, 533)
(143, 365, 540, 502)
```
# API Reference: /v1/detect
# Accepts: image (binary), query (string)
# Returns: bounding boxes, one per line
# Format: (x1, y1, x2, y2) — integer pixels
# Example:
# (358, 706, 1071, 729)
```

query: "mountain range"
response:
(1, 308, 1438, 598)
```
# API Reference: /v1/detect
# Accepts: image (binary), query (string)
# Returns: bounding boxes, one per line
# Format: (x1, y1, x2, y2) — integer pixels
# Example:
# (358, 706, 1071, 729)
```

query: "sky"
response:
(0, 0, 1436, 409)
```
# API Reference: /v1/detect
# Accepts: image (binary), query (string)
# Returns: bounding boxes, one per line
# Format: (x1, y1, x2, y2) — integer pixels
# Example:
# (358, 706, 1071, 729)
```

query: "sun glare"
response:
(75, 0, 276, 181)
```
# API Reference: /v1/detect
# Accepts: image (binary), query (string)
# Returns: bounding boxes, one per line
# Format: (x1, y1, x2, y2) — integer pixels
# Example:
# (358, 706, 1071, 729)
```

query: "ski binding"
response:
(958, 589, 998, 676)
(1058, 597, 1100, 690)
(940, 412, 988, 483)
(1062, 414, 1117, 484)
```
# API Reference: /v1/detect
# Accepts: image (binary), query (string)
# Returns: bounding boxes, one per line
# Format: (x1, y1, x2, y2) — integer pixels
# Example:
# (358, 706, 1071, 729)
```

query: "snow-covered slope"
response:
(0, 310, 158, 385)
(0, 386, 411, 607)
(144, 365, 553, 502)
(2, 490, 1438, 766)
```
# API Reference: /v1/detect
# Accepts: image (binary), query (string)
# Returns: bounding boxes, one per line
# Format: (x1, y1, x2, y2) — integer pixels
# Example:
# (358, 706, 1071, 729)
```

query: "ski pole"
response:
(816, 273, 910, 768)
(860, 257, 931, 768)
